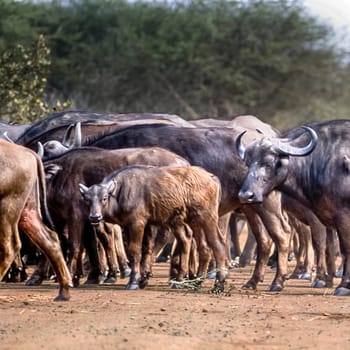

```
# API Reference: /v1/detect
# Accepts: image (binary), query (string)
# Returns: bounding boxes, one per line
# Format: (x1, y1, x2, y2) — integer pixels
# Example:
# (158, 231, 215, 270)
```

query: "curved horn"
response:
(62, 123, 75, 147)
(272, 126, 318, 156)
(70, 122, 82, 149)
(79, 183, 89, 195)
(235, 130, 247, 160)
(2, 131, 14, 143)
(37, 141, 44, 159)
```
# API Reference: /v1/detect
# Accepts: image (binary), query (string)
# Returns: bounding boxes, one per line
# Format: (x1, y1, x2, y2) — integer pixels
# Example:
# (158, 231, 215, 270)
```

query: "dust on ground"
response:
(0, 260, 349, 350)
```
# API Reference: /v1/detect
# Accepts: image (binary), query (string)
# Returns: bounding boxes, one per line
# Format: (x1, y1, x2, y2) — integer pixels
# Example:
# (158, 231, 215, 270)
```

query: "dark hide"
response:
(238, 119, 350, 295)
(40, 146, 190, 287)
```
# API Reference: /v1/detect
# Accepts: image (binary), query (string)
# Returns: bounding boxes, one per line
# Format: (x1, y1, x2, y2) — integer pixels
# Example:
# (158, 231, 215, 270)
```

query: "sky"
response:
(302, 0, 350, 50)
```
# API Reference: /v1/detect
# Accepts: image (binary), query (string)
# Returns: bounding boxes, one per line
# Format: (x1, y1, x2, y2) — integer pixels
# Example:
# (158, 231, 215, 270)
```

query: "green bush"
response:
(0, 34, 70, 123)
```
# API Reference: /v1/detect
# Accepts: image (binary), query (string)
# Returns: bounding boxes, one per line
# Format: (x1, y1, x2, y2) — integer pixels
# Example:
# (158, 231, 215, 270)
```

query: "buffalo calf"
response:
(79, 165, 228, 291)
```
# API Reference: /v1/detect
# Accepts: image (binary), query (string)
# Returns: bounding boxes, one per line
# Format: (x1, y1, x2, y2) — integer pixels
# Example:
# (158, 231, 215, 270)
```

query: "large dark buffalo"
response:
(15, 110, 192, 147)
(235, 119, 350, 295)
(82, 122, 295, 292)
(36, 119, 184, 160)
(79, 165, 227, 290)
(39, 146, 190, 287)
(0, 140, 71, 301)
(190, 115, 281, 268)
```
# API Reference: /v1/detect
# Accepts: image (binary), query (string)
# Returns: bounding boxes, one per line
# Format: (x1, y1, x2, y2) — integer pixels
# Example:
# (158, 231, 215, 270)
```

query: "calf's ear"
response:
(107, 180, 117, 194)
(79, 183, 89, 196)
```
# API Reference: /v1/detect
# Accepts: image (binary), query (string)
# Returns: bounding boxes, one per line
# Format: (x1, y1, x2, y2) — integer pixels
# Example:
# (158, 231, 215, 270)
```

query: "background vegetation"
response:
(0, 0, 349, 129)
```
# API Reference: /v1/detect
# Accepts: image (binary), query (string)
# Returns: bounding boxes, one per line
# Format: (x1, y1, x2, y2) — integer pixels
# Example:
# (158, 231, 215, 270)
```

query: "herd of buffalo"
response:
(0, 110, 349, 301)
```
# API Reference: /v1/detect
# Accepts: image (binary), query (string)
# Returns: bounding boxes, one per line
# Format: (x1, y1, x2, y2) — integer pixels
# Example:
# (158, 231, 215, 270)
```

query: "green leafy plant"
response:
(0, 34, 70, 123)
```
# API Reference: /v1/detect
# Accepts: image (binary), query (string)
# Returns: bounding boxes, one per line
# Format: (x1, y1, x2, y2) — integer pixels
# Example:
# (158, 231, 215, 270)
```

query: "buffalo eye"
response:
(276, 159, 283, 169)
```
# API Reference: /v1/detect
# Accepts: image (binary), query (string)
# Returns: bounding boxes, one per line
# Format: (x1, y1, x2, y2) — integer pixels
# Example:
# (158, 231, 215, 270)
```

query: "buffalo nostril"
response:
(238, 190, 255, 203)
(89, 214, 103, 224)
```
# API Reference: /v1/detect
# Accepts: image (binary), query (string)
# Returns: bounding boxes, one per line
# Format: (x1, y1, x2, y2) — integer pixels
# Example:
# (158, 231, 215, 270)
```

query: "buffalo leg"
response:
(94, 223, 119, 283)
(191, 227, 212, 281)
(114, 226, 130, 278)
(0, 222, 20, 281)
(169, 224, 192, 285)
(253, 193, 292, 292)
(202, 218, 228, 292)
(19, 206, 71, 301)
(83, 222, 103, 284)
(125, 221, 146, 290)
(139, 225, 159, 288)
(333, 217, 350, 295)
(241, 206, 273, 290)
(309, 222, 328, 287)
(325, 228, 336, 288)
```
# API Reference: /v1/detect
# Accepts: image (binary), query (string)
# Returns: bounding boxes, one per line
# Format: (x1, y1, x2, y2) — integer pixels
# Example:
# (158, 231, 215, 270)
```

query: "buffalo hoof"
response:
(267, 283, 283, 292)
(104, 277, 116, 284)
(126, 282, 139, 290)
(72, 275, 80, 288)
(170, 281, 186, 289)
(139, 279, 148, 289)
(206, 270, 216, 280)
(84, 278, 101, 285)
(120, 268, 132, 279)
(228, 257, 240, 269)
(269, 262, 277, 269)
(333, 287, 350, 296)
(299, 272, 312, 280)
(26, 277, 43, 286)
(6, 275, 21, 283)
(54, 292, 70, 302)
(242, 281, 257, 290)
(170, 282, 181, 289)
(311, 279, 326, 288)
(211, 281, 225, 294)
(54, 285, 70, 301)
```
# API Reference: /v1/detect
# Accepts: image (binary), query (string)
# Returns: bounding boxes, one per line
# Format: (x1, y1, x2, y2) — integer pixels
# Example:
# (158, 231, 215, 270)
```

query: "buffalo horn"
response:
(2, 131, 14, 143)
(69, 122, 82, 149)
(37, 141, 44, 158)
(235, 130, 247, 160)
(272, 126, 318, 156)
(62, 123, 75, 147)
(79, 183, 89, 195)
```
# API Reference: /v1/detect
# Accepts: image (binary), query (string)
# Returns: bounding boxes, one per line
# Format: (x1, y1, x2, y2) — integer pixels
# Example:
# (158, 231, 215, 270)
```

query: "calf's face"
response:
(79, 181, 115, 225)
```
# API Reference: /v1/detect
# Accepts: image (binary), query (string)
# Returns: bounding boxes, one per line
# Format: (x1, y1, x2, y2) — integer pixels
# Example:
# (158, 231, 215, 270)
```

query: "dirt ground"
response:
(0, 260, 350, 350)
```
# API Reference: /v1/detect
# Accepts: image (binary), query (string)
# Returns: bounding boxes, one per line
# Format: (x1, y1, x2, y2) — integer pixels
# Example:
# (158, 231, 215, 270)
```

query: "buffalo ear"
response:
(79, 183, 89, 197)
(44, 164, 62, 180)
(343, 155, 350, 173)
(107, 180, 117, 195)
(280, 157, 289, 167)
(276, 156, 289, 172)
